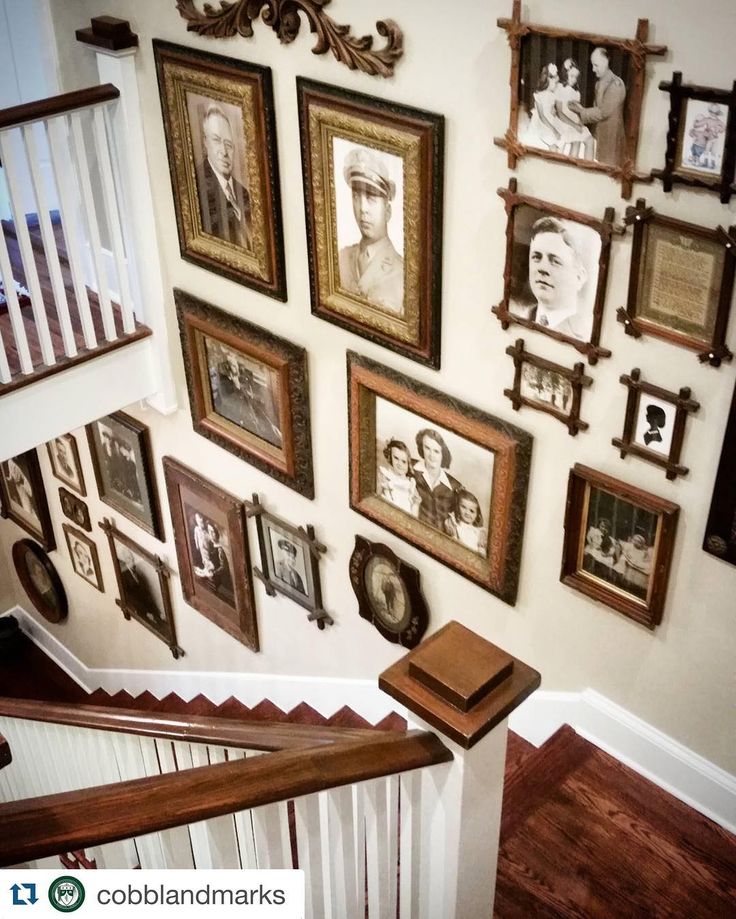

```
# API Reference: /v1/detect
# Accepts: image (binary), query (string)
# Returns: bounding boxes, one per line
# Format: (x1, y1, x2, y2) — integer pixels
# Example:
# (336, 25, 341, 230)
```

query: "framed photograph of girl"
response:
(46, 433, 85, 496)
(0, 449, 55, 551)
(63, 524, 103, 592)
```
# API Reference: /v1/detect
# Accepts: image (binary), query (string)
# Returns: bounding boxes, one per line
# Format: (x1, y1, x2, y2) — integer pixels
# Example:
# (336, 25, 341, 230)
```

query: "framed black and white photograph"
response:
(46, 433, 85, 496)
(12, 539, 67, 624)
(87, 412, 163, 539)
(58, 487, 92, 532)
(0, 450, 55, 551)
(63, 524, 103, 592)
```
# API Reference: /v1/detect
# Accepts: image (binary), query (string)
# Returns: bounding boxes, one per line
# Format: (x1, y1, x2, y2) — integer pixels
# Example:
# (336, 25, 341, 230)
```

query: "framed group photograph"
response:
(0, 450, 55, 551)
(495, 1, 666, 198)
(652, 72, 736, 204)
(176, 288, 314, 498)
(153, 40, 286, 300)
(612, 368, 699, 480)
(348, 351, 533, 604)
(561, 464, 679, 629)
(46, 433, 85, 496)
(87, 412, 163, 539)
(100, 517, 183, 659)
(493, 181, 617, 363)
(703, 381, 736, 566)
(63, 524, 103, 592)
(504, 339, 592, 435)
(619, 200, 735, 366)
(163, 457, 258, 652)
(12, 539, 67, 624)
(298, 77, 444, 368)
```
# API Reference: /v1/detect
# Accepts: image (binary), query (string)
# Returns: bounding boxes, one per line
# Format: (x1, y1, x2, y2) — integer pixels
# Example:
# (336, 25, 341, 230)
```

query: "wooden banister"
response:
(0, 84, 120, 131)
(0, 697, 390, 751)
(0, 733, 10, 769)
(0, 730, 451, 866)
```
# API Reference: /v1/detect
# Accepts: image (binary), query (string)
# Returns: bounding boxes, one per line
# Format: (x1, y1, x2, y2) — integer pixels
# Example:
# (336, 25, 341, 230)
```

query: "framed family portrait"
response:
(87, 412, 163, 539)
(153, 40, 286, 300)
(46, 433, 85, 496)
(612, 368, 699, 480)
(561, 464, 679, 629)
(12, 539, 67, 624)
(176, 288, 314, 498)
(703, 381, 736, 566)
(348, 351, 532, 604)
(0, 450, 55, 551)
(63, 524, 103, 592)
(619, 200, 735, 366)
(504, 339, 592, 435)
(495, 1, 666, 198)
(652, 72, 736, 203)
(58, 487, 92, 532)
(163, 457, 258, 652)
(493, 181, 616, 363)
(100, 517, 182, 659)
(298, 77, 444, 368)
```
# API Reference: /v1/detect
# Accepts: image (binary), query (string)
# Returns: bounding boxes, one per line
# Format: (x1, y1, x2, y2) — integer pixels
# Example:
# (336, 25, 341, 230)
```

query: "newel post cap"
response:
(379, 621, 541, 749)
(76, 16, 139, 51)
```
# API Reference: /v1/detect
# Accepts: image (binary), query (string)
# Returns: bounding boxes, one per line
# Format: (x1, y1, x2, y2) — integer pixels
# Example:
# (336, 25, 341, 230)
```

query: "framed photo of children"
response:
(347, 351, 533, 604)
(619, 200, 735, 366)
(560, 464, 679, 629)
(46, 433, 85, 496)
(495, 2, 666, 198)
(63, 524, 103, 592)
(163, 457, 258, 652)
(153, 40, 286, 300)
(0, 450, 55, 551)
(86, 412, 163, 539)
(175, 288, 314, 499)
(297, 77, 444, 368)
(703, 381, 736, 567)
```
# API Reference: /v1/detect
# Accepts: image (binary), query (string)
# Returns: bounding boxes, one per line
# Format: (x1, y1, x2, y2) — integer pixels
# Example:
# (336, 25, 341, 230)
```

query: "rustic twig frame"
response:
(504, 339, 592, 435)
(703, 381, 736, 566)
(612, 368, 699, 480)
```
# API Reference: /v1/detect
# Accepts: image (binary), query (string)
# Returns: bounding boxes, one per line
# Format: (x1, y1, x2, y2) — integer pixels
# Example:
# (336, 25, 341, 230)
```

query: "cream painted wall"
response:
(1, 0, 735, 772)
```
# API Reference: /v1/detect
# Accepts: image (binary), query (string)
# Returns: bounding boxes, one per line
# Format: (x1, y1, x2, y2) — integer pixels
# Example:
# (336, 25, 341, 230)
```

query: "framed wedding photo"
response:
(163, 457, 258, 652)
(561, 464, 679, 629)
(63, 524, 103, 592)
(0, 450, 55, 551)
(298, 77, 444, 368)
(154, 40, 286, 300)
(495, 1, 666, 198)
(348, 351, 532, 604)
(176, 289, 314, 498)
(703, 382, 736, 566)
(87, 412, 163, 539)
(46, 433, 85, 496)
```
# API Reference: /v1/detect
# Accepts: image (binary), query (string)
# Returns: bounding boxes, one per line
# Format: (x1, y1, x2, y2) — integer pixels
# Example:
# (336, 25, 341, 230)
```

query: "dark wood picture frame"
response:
(703, 381, 736, 566)
(12, 539, 67, 624)
(86, 411, 164, 539)
(297, 77, 444, 369)
(163, 456, 258, 652)
(175, 288, 314, 498)
(58, 488, 92, 532)
(100, 517, 183, 659)
(493, 180, 619, 364)
(652, 72, 736, 204)
(349, 534, 429, 648)
(0, 449, 55, 551)
(561, 464, 679, 629)
(494, 1, 666, 199)
(612, 368, 699, 480)
(46, 433, 86, 496)
(63, 524, 103, 592)
(348, 351, 533, 605)
(153, 40, 286, 301)
(504, 339, 592, 436)
(618, 199, 735, 367)
(248, 493, 332, 630)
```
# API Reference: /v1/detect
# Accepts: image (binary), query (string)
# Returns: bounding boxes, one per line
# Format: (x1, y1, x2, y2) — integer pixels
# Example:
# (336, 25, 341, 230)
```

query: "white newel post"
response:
(76, 17, 178, 415)
(379, 621, 540, 919)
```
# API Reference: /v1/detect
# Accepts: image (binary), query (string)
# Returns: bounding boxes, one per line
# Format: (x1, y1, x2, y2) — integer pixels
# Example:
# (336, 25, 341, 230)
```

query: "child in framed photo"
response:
(47, 434, 85, 496)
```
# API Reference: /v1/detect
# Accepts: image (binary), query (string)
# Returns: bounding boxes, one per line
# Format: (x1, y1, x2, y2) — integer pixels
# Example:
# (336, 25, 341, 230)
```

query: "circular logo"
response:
(48, 876, 85, 913)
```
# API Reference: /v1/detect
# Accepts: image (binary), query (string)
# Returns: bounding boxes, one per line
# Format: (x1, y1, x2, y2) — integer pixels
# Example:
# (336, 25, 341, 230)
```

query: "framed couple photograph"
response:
(164, 457, 258, 652)
(298, 77, 444, 368)
(561, 465, 679, 629)
(46, 433, 85, 496)
(347, 351, 532, 604)
(612, 368, 699, 480)
(495, 1, 666, 198)
(58, 488, 91, 532)
(63, 524, 103, 592)
(87, 412, 163, 539)
(703, 381, 736, 566)
(176, 289, 314, 498)
(493, 181, 617, 364)
(0, 450, 55, 551)
(619, 200, 735, 366)
(12, 539, 67, 624)
(153, 40, 286, 300)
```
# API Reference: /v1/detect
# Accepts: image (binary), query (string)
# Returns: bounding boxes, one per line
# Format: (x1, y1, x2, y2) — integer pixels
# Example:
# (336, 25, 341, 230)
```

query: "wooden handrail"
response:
(0, 697, 391, 751)
(0, 84, 120, 131)
(0, 730, 451, 866)
(0, 733, 10, 770)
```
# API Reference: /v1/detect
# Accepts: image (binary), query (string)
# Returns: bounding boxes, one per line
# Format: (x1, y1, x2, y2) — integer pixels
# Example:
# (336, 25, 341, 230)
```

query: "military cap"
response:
(343, 146, 395, 200)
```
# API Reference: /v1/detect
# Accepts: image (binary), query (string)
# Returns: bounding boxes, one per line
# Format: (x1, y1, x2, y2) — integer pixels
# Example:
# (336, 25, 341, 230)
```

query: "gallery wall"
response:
(1, 0, 735, 773)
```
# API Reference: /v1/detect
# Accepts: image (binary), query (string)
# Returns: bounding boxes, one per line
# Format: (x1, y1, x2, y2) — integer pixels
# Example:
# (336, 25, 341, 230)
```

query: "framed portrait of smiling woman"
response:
(298, 78, 444, 368)
(348, 351, 532, 604)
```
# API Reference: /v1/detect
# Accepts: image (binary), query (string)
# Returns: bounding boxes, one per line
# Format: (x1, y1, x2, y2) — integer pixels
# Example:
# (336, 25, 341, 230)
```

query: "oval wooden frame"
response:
(12, 538, 68, 624)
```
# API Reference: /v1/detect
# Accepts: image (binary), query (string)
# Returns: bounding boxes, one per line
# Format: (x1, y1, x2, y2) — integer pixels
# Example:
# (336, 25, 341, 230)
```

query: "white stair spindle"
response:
(364, 776, 398, 919)
(294, 793, 328, 919)
(0, 223, 32, 373)
(399, 770, 422, 918)
(252, 800, 293, 870)
(183, 743, 240, 869)
(325, 785, 361, 919)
